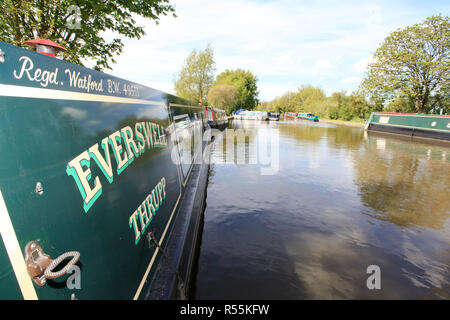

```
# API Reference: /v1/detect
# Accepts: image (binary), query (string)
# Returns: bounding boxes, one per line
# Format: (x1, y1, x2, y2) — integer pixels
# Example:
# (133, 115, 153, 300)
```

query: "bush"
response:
(328, 106, 340, 119)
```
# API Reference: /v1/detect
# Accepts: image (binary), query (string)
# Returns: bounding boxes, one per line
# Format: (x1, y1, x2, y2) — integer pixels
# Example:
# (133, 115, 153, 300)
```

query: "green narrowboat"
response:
(297, 112, 319, 122)
(365, 112, 450, 141)
(0, 41, 210, 300)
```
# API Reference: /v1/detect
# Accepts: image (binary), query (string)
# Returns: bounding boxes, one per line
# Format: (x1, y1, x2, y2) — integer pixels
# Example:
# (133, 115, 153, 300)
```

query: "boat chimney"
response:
(24, 38, 66, 59)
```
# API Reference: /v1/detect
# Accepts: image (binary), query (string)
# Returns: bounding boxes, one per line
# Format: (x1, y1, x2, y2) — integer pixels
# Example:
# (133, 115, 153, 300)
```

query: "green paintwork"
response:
(369, 113, 450, 132)
(0, 241, 22, 299)
(297, 113, 319, 122)
(0, 41, 206, 299)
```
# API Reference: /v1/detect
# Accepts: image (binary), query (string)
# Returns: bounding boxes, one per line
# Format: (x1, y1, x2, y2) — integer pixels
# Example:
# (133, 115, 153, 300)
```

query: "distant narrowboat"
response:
(205, 106, 228, 130)
(234, 110, 268, 120)
(365, 112, 450, 141)
(267, 112, 280, 121)
(297, 112, 319, 122)
(283, 112, 297, 120)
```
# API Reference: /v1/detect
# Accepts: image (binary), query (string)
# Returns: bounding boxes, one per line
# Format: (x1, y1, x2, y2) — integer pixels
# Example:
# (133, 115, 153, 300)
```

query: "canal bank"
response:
(194, 120, 450, 299)
(319, 118, 365, 128)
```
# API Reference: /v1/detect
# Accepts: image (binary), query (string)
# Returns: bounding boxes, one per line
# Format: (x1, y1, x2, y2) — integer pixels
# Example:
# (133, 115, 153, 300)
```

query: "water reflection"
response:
(195, 120, 450, 299)
(354, 135, 450, 230)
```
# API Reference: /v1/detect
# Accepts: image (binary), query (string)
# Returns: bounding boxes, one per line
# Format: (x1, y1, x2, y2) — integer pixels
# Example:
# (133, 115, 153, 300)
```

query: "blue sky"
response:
(99, 0, 449, 102)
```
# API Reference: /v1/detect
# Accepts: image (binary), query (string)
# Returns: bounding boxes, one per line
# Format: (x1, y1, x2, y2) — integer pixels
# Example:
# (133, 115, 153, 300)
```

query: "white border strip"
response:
(0, 84, 164, 106)
(376, 113, 450, 119)
(0, 189, 38, 300)
(374, 122, 450, 133)
(169, 103, 199, 108)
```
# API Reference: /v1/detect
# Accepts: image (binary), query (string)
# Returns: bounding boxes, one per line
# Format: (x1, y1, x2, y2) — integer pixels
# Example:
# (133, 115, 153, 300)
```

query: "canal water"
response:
(194, 120, 450, 299)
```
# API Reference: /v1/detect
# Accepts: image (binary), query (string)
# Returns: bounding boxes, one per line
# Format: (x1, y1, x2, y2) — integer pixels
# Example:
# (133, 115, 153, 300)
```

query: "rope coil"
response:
(44, 251, 80, 279)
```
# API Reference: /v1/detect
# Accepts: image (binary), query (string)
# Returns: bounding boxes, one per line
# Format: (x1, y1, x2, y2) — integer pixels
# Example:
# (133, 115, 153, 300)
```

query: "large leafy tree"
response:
(429, 80, 449, 114)
(214, 69, 259, 111)
(0, 0, 176, 70)
(360, 15, 449, 113)
(174, 43, 216, 104)
(268, 91, 299, 113)
(207, 84, 238, 114)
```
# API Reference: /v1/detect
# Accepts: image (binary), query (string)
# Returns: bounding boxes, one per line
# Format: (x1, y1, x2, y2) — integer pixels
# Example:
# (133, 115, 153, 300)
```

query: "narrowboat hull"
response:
(297, 116, 319, 122)
(283, 112, 297, 120)
(234, 111, 268, 120)
(365, 112, 450, 141)
(207, 120, 228, 130)
(267, 113, 280, 121)
(205, 107, 228, 130)
(0, 41, 210, 299)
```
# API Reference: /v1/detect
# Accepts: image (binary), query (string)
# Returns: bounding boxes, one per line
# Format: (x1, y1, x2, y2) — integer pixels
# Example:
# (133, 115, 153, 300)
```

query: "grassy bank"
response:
(319, 118, 365, 128)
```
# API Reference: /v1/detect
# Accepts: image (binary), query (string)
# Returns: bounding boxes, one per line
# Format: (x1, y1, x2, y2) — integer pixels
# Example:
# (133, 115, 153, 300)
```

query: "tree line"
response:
(173, 43, 259, 115)
(256, 86, 381, 122)
(259, 15, 448, 121)
(175, 15, 448, 120)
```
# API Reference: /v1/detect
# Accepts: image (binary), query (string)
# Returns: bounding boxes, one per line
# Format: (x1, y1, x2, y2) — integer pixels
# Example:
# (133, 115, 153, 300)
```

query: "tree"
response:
(0, 0, 176, 71)
(384, 95, 416, 113)
(328, 92, 345, 120)
(296, 85, 326, 113)
(174, 43, 216, 104)
(266, 91, 299, 113)
(207, 84, 238, 114)
(214, 69, 259, 111)
(337, 94, 375, 120)
(360, 15, 449, 113)
(429, 80, 449, 114)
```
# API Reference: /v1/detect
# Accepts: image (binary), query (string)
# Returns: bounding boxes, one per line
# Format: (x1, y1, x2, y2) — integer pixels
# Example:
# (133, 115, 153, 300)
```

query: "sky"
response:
(96, 0, 449, 102)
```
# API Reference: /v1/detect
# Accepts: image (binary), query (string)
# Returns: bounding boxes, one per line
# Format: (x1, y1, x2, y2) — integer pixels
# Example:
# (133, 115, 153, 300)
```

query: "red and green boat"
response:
(283, 112, 297, 120)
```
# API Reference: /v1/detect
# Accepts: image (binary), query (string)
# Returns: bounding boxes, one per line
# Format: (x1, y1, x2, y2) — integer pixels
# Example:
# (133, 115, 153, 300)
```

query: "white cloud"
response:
(352, 56, 374, 73)
(315, 59, 333, 70)
(366, 5, 382, 29)
(258, 82, 298, 101)
(243, 41, 267, 54)
(340, 76, 360, 84)
(142, 80, 175, 95)
(85, 0, 448, 102)
(276, 52, 294, 65)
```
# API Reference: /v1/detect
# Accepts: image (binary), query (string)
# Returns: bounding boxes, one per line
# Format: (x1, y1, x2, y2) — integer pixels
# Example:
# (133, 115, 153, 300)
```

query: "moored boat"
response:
(365, 112, 450, 141)
(297, 112, 319, 122)
(205, 106, 228, 130)
(268, 112, 280, 121)
(283, 112, 297, 120)
(234, 110, 268, 120)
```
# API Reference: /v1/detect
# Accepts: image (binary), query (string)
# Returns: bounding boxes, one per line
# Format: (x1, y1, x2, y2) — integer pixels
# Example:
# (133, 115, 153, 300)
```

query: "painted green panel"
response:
(0, 240, 22, 299)
(371, 113, 450, 132)
(0, 41, 202, 299)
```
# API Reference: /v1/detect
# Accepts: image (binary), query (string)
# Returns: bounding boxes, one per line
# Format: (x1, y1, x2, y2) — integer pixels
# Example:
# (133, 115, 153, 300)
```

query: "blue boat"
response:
(297, 112, 319, 122)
